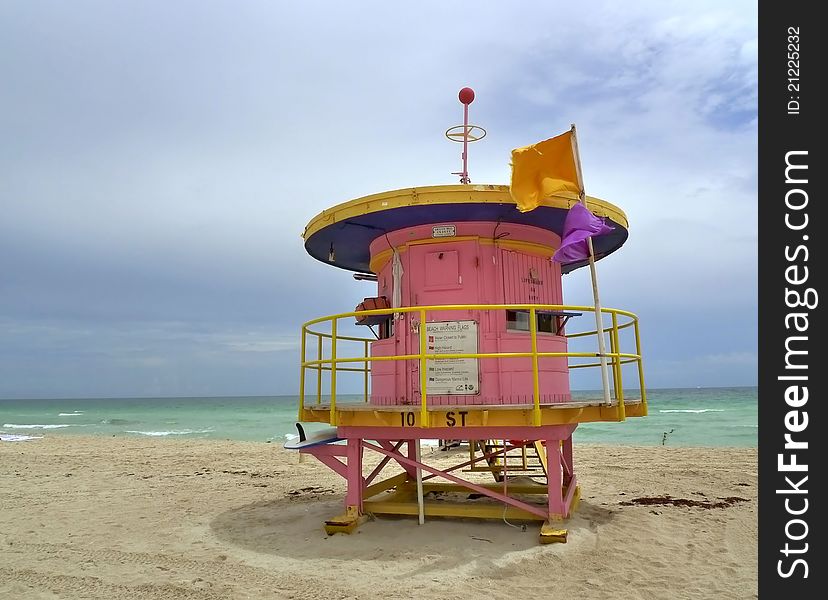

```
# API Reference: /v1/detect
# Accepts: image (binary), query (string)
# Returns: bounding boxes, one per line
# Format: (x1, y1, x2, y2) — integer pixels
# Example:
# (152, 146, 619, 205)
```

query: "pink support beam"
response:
(338, 425, 577, 441)
(303, 435, 579, 522)
(362, 440, 550, 519)
(303, 444, 348, 457)
(562, 435, 574, 485)
(365, 440, 404, 485)
(301, 444, 351, 479)
(310, 454, 350, 480)
(377, 440, 416, 477)
(563, 474, 579, 513)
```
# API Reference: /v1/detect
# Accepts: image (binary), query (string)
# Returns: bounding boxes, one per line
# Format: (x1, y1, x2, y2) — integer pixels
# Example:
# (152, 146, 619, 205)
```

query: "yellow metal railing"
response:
(299, 304, 647, 427)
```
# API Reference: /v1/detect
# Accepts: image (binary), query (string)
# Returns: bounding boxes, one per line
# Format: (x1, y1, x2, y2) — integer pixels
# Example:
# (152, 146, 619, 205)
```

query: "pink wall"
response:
(366, 222, 572, 406)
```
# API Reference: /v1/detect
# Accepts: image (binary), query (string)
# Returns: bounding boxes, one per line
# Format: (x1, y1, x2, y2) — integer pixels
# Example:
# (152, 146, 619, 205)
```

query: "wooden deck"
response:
(299, 397, 645, 428)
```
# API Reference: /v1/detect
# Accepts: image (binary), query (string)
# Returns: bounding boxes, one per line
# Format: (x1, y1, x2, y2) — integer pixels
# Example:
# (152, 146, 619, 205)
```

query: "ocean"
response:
(0, 387, 757, 447)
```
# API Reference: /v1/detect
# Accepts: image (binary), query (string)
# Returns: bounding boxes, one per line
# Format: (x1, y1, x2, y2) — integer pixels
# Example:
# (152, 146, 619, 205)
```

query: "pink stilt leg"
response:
(345, 437, 364, 511)
(546, 439, 565, 519)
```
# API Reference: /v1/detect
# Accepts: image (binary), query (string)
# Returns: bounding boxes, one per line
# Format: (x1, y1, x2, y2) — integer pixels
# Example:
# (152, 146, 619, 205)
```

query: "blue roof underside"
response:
(304, 203, 628, 275)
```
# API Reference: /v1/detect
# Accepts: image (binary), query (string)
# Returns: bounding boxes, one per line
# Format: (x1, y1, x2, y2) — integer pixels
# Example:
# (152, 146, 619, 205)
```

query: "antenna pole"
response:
(461, 100, 470, 184)
(447, 87, 483, 184)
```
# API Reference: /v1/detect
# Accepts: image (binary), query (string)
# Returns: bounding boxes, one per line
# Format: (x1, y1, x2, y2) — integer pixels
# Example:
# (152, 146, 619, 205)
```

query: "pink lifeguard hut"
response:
(289, 89, 647, 543)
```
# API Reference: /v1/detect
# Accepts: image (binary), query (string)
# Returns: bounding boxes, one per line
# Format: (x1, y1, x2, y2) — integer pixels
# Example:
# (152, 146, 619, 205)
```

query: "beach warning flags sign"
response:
(509, 128, 581, 212)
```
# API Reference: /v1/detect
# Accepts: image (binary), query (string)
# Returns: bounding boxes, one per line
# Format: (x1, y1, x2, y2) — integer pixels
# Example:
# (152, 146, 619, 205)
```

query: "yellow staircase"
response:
(468, 440, 549, 482)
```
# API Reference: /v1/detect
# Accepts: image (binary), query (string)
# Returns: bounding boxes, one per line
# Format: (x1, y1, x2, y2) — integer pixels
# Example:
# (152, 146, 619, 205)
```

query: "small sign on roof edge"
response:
(432, 225, 456, 238)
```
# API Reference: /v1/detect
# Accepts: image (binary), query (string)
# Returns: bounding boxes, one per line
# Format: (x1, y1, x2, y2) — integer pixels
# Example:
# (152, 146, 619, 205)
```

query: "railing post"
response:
(530, 307, 541, 426)
(363, 339, 370, 403)
(419, 308, 428, 427)
(611, 311, 625, 421)
(330, 318, 338, 426)
(608, 315, 619, 399)
(634, 318, 648, 416)
(596, 307, 612, 406)
(316, 332, 323, 405)
(299, 325, 307, 420)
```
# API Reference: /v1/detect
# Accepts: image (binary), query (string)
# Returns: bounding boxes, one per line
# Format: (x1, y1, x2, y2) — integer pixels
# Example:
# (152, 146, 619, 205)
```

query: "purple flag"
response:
(552, 203, 614, 263)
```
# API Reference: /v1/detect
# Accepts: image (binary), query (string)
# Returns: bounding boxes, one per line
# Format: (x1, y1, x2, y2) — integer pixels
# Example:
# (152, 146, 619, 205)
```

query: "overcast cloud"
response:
(0, 1, 757, 398)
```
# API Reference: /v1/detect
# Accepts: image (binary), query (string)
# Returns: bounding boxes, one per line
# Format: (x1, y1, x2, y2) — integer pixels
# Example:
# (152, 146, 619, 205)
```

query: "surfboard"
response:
(284, 423, 342, 450)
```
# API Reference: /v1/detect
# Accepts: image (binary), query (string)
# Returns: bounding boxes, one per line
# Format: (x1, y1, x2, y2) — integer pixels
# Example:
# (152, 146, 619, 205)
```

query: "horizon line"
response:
(0, 385, 759, 402)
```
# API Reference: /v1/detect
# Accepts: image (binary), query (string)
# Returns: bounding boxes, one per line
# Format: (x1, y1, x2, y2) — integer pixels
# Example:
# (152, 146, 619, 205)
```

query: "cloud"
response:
(0, 1, 757, 397)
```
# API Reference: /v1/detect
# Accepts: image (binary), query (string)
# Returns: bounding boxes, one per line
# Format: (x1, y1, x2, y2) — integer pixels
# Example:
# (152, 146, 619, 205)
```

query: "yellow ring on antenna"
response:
(445, 125, 487, 142)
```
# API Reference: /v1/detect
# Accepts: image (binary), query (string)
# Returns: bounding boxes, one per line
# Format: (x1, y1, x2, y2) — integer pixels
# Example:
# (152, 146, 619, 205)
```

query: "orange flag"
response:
(509, 129, 582, 212)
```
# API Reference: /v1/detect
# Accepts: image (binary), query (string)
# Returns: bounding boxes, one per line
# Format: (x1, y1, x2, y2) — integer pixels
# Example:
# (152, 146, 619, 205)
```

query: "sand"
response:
(0, 436, 757, 599)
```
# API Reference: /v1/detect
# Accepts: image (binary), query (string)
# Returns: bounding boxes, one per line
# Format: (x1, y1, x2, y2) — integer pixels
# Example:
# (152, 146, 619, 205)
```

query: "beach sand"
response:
(1, 436, 756, 599)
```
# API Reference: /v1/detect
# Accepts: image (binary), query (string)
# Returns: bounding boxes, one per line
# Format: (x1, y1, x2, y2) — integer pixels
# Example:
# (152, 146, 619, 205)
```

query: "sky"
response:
(0, 1, 757, 398)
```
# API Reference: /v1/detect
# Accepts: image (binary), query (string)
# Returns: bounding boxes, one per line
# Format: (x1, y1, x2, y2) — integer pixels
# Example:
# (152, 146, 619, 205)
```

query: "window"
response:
(505, 310, 558, 334)
(378, 317, 394, 340)
(537, 312, 556, 334)
(505, 310, 581, 335)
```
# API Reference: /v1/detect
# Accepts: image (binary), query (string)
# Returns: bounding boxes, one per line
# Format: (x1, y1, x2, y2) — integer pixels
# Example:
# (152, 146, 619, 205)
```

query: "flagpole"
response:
(570, 125, 613, 406)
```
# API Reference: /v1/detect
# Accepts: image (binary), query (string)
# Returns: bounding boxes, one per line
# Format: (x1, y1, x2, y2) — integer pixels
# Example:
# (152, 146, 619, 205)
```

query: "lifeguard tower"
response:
(289, 89, 647, 543)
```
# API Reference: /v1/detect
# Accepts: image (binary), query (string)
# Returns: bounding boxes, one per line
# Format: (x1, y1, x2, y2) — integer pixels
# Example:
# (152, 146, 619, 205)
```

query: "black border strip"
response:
(759, 2, 824, 596)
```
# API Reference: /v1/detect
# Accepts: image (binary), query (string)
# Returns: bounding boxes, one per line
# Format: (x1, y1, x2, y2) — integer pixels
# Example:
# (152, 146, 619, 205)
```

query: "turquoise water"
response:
(572, 387, 757, 447)
(0, 387, 756, 447)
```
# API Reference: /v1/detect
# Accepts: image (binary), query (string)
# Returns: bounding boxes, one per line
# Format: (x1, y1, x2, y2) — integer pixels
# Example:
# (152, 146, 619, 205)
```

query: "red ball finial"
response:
(458, 87, 475, 105)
